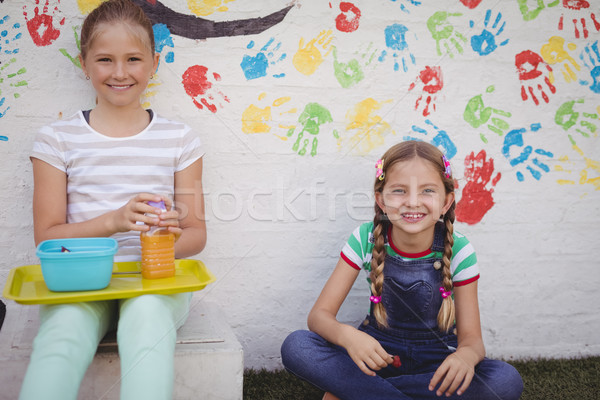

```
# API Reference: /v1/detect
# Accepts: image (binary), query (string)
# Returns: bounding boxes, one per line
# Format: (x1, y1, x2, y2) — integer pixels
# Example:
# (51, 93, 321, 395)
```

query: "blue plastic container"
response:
(36, 238, 118, 292)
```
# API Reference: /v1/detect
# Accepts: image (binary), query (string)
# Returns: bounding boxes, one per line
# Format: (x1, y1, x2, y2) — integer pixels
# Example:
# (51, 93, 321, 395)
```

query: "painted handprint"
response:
(555, 98, 598, 145)
(23, 0, 65, 47)
(59, 26, 82, 69)
(460, 0, 483, 9)
(578, 41, 600, 94)
(427, 12, 467, 59)
(406, 119, 457, 160)
(187, 0, 236, 17)
(0, 58, 28, 123)
(470, 10, 509, 56)
(240, 38, 286, 80)
(463, 85, 512, 143)
(242, 93, 296, 135)
(456, 150, 501, 225)
(343, 98, 393, 155)
(379, 24, 416, 73)
(555, 144, 600, 191)
(517, 0, 560, 22)
(286, 103, 334, 156)
(332, 44, 377, 89)
(388, 0, 422, 14)
(541, 36, 580, 83)
(558, 0, 600, 39)
(182, 65, 230, 113)
(515, 50, 557, 106)
(0, 15, 22, 55)
(334, 2, 361, 33)
(408, 66, 443, 117)
(154, 24, 175, 64)
(293, 30, 334, 76)
(502, 123, 554, 181)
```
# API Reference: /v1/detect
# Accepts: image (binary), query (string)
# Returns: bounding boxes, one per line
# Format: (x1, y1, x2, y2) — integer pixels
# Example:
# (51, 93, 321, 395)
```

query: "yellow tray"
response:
(2, 259, 215, 305)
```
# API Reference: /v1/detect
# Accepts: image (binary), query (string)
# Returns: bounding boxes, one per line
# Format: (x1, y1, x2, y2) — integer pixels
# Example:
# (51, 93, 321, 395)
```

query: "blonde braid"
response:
(437, 205, 456, 332)
(370, 209, 388, 328)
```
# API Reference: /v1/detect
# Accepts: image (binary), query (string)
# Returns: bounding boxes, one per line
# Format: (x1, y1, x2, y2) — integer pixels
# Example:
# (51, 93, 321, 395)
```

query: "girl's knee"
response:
(475, 360, 523, 400)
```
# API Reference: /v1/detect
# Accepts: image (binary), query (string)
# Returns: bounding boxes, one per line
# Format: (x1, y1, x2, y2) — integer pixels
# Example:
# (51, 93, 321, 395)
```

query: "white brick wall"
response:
(1, 0, 599, 370)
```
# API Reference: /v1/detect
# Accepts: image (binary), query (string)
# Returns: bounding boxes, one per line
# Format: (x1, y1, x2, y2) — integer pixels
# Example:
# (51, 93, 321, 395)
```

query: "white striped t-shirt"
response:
(30, 111, 204, 261)
(340, 222, 479, 287)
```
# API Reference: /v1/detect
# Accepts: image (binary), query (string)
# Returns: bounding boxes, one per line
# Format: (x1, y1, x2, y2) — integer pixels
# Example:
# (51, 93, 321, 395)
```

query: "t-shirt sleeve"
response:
(30, 125, 66, 172)
(340, 222, 372, 270)
(177, 124, 205, 172)
(451, 232, 479, 286)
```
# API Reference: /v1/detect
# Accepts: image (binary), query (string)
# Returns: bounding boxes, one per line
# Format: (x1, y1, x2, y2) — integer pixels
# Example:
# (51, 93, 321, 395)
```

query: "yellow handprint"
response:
(540, 36, 580, 83)
(188, 0, 236, 17)
(293, 30, 334, 76)
(77, 0, 105, 14)
(242, 93, 296, 134)
(555, 144, 600, 191)
(342, 98, 394, 155)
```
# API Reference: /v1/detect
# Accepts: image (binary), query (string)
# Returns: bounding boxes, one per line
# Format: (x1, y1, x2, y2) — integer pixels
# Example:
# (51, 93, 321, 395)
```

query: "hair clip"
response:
(370, 295, 382, 304)
(442, 155, 451, 179)
(439, 287, 452, 298)
(375, 159, 385, 181)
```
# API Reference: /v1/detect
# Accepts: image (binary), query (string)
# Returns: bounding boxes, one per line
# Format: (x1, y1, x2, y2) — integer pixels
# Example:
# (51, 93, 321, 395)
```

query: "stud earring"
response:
(85, 75, 90, 80)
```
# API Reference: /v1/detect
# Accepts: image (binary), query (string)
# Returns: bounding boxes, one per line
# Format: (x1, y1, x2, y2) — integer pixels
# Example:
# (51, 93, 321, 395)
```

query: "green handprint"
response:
(555, 99, 598, 145)
(427, 11, 467, 58)
(59, 26, 82, 69)
(464, 86, 512, 143)
(332, 44, 377, 89)
(517, 0, 559, 22)
(287, 103, 334, 156)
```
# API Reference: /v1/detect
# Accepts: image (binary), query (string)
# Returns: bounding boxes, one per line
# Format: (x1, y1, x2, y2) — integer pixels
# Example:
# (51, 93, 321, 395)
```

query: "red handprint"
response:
(182, 65, 230, 114)
(23, 0, 65, 47)
(460, 0, 483, 9)
(456, 150, 501, 225)
(335, 2, 361, 33)
(408, 66, 443, 117)
(558, 0, 600, 39)
(515, 50, 556, 106)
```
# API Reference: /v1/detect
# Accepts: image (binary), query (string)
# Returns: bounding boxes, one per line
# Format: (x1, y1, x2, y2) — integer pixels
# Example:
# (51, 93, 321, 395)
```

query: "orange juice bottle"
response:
(140, 200, 175, 279)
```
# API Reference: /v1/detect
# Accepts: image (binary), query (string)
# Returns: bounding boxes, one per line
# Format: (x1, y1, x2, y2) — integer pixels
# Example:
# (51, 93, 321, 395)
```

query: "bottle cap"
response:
(147, 200, 167, 211)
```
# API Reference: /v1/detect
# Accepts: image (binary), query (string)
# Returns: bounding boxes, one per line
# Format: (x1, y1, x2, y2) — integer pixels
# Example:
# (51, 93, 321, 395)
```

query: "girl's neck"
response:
(388, 225, 435, 255)
(88, 104, 151, 138)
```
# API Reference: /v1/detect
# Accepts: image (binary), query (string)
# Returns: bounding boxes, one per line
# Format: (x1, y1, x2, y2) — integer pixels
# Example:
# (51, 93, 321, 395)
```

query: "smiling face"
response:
(375, 156, 454, 252)
(80, 22, 159, 112)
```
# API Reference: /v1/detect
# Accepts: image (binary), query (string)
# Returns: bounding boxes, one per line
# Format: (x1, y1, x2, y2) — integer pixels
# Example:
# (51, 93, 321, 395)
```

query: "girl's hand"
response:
(343, 327, 394, 376)
(429, 351, 475, 397)
(110, 193, 168, 233)
(157, 196, 182, 241)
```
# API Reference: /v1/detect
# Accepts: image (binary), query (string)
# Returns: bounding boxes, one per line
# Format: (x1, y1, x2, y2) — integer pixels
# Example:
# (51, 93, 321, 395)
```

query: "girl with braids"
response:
(281, 141, 523, 400)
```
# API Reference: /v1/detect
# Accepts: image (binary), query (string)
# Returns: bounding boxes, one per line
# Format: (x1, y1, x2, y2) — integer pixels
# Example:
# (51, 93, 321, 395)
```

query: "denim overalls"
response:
(281, 222, 524, 399)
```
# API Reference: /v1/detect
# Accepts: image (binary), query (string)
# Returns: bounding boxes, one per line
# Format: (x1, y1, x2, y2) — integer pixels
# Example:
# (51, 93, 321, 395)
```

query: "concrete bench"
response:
(0, 298, 243, 399)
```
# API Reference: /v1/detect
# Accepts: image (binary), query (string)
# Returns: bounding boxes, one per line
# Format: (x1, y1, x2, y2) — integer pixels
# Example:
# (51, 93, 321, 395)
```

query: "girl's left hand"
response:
(157, 197, 182, 241)
(429, 351, 475, 397)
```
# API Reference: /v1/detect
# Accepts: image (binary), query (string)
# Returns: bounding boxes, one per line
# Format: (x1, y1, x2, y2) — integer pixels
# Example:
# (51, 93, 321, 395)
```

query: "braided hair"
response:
(370, 141, 456, 332)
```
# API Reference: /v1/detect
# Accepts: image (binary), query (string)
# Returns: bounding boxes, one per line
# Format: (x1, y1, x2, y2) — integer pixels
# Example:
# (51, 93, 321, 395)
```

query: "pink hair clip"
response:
(375, 159, 385, 181)
(370, 295, 382, 304)
(439, 287, 452, 298)
(442, 155, 451, 179)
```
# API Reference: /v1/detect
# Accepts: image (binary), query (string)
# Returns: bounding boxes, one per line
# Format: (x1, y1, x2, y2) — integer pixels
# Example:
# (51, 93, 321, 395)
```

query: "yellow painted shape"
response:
(188, 0, 236, 17)
(293, 30, 334, 76)
(344, 98, 393, 154)
(77, 0, 107, 14)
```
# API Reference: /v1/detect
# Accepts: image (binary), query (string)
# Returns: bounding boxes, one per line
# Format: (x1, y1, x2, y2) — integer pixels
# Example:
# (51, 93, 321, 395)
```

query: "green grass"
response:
(243, 357, 600, 400)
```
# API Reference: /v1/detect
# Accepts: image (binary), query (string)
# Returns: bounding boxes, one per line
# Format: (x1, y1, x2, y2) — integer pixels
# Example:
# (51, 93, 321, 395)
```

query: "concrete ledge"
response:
(0, 298, 243, 399)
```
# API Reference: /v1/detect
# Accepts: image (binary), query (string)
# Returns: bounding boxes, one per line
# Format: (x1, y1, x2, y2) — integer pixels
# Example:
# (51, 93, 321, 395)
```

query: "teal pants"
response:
(19, 293, 191, 400)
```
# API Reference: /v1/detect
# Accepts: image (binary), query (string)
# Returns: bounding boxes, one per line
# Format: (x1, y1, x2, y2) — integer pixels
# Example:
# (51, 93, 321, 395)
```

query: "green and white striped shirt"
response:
(340, 222, 479, 286)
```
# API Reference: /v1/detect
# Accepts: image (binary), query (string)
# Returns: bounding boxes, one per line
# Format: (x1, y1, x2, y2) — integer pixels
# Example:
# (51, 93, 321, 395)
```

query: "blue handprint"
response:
(405, 119, 457, 159)
(153, 23, 175, 63)
(389, 0, 422, 14)
(240, 38, 287, 80)
(502, 123, 553, 181)
(579, 40, 600, 94)
(379, 24, 416, 72)
(470, 10, 509, 56)
(0, 15, 22, 55)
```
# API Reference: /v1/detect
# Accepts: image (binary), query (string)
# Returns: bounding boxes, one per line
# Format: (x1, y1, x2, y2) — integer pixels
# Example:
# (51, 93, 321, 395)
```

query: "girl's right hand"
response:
(342, 327, 394, 376)
(110, 193, 166, 233)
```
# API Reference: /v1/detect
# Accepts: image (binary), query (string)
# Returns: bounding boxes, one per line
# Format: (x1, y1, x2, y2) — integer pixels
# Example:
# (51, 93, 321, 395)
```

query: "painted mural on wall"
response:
(1, 0, 599, 226)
